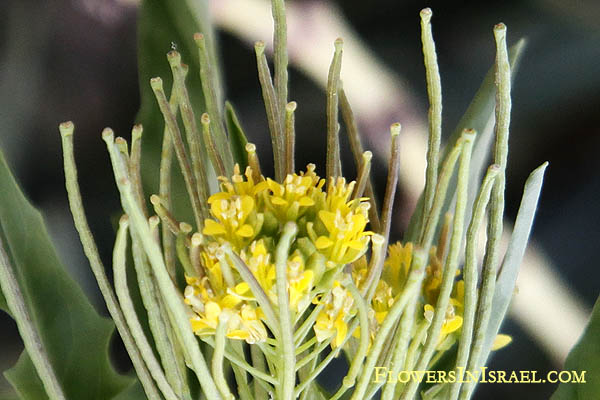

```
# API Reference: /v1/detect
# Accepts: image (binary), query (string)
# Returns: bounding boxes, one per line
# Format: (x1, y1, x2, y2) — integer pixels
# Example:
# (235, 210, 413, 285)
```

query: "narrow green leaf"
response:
(551, 296, 600, 400)
(0, 149, 133, 399)
(225, 101, 249, 171)
(479, 162, 548, 366)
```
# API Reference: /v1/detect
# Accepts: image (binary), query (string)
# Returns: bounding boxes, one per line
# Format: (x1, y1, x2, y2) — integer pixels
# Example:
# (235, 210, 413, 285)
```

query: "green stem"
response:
(202, 337, 277, 386)
(167, 51, 211, 202)
(201, 113, 228, 178)
(352, 151, 372, 200)
(351, 249, 428, 400)
(295, 339, 330, 372)
(131, 232, 189, 399)
(255, 41, 285, 182)
(194, 33, 233, 175)
(401, 130, 474, 400)
(339, 87, 381, 232)
(150, 77, 206, 228)
(419, 8, 443, 239)
(229, 343, 253, 400)
(295, 336, 317, 355)
(251, 342, 268, 399)
(330, 279, 369, 400)
(158, 82, 179, 280)
(448, 165, 499, 400)
(326, 39, 343, 180)
(113, 217, 178, 400)
(275, 222, 298, 400)
(103, 130, 221, 399)
(459, 24, 511, 400)
(224, 247, 280, 337)
(213, 314, 235, 400)
(129, 125, 148, 217)
(130, 122, 188, 397)
(362, 124, 401, 302)
(284, 101, 297, 176)
(59, 122, 159, 400)
(381, 296, 418, 400)
(271, 0, 289, 121)
(0, 236, 66, 400)
(294, 303, 324, 346)
(405, 318, 432, 371)
(294, 320, 358, 398)
(419, 138, 465, 249)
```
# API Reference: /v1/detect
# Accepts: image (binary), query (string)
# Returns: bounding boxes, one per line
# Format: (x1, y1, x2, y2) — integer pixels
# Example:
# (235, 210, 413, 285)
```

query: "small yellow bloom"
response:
(310, 209, 371, 266)
(383, 242, 413, 295)
(492, 333, 512, 351)
(314, 281, 355, 348)
(264, 164, 323, 222)
(287, 252, 314, 313)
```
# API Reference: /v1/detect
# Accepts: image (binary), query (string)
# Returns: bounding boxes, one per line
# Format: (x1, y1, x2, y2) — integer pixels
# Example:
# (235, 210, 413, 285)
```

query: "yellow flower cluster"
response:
(347, 241, 465, 351)
(184, 164, 372, 343)
(421, 246, 465, 350)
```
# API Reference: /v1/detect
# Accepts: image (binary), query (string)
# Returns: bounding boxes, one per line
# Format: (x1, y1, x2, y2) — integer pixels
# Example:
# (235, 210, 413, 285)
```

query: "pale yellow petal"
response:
(492, 334, 513, 350)
(203, 219, 227, 235)
(315, 236, 333, 249)
(236, 224, 254, 237)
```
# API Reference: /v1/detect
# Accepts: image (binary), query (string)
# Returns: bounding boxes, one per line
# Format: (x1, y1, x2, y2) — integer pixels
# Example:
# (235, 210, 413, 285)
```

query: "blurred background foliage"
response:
(0, 0, 599, 399)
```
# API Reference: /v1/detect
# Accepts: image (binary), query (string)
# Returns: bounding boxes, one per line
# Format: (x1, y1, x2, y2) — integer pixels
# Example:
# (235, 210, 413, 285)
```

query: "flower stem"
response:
(448, 165, 499, 400)
(159, 86, 178, 280)
(326, 39, 343, 180)
(255, 41, 285, 182)
(352, 151, 372, 200)
(459, 24, 511, 400)
(194, 33, 234, 175)
(330, 279, 369, 400)
(251, 342, 269, 399)
(401, 130, 474, 400)
(381, 295, 418, 400)
(201, 113, 228, 177)
(103, 131, 222, 399)
(419, 137, 465, 249)
(339, 87, 381, 232)
(351, 249, 428, 400)
(284, 101, 297, 176)
(275, 222, 298, 400)
(150, 77, 206, 228)
(213, 313, 235, 400)
(0, 236, 66, 400)
(224, 248, 281, 337)
(60, 122, 159, 400)
(419, 8, 443, 238)
(202, 337, 277, 386)
(113, 216, 178, 400)
(271, 0, 289, 120)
